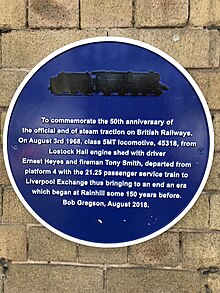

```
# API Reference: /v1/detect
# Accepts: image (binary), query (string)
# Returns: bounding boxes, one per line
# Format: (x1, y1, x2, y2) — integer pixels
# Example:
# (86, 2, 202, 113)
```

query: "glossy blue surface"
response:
(6, 41, 211, 245)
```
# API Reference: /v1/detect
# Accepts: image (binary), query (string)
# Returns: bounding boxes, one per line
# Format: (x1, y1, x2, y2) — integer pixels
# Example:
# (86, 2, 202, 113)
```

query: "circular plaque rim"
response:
(3, 36, 214, 247)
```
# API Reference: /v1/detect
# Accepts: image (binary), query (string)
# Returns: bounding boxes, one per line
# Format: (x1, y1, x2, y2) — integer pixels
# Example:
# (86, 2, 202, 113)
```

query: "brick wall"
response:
(0, 0, 219, 292)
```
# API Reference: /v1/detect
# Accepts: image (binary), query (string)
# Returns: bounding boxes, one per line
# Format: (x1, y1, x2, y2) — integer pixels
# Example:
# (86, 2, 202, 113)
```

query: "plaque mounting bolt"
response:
(12, 144, 18, 150)
(197, 148, 205, 155)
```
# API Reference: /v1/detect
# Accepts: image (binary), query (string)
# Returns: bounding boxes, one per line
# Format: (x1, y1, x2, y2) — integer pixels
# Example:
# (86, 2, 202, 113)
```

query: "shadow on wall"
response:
(30, 0, 71, 22)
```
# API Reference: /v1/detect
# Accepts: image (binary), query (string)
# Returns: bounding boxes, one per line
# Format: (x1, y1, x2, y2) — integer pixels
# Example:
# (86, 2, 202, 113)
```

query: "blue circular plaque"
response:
(4, 37, 214, 247)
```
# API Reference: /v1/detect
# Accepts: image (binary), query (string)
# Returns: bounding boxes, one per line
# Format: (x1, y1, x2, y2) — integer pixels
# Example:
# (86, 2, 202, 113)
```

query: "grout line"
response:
(187, 0, 191, 25)
(210, 110, 220, 116)
(0, 186, 4, 220)
(78, 0, 81, 29)
(0, 259, 11, 293)
(127, 246, 130, 264)
(26, 0, 29, 28)
(1, 26, 219, 33)
(168, 226, 220, 233)
(26, 225, 30, 261)
(76, 244, 79, 263)
(0, 68, 30, 72)
(179, 232, 183, 268)
(0, 28, 2, 71)
(103, 265, 107, 293)
(132, 0, 136, 28)
(208, 195, 211, 229)
(9, 261, 203, 272)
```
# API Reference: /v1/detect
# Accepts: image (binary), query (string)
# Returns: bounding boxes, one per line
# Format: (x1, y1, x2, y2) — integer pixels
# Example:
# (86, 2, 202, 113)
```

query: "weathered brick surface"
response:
(0, 0, 219, 291)
(205, 153, 220, 191)
(0, 38, 2, 68)
(129, 232, 179, 266)
(178, 194, 209, 229)
(0, 187, 2, 222)
(189, 70, 220, 110)
(208, 275, 220, 293)
(78, 245, 127, 264)
(2, 30, 107, 68)
(136, 0, 188, 27)
(0, 70, 28, 107)
(81, 0, 132, 29)
(0, 225, 27, 261)
(213, 113, 220, 150)
(4, 264, 103, 292)
(29, 226, 77, 262)
(0, 111, 6, 144)
(182, 232, 220, 268)
(0, 150, 10, 185)
(108, 29, 219, 68)
(210, 194, 220, 230)
(0, 0, 26, 29)
(190, 0, 220, 26)
(106, 268, 206, 292)
(2, 187, 37, 224)
(29, 0, 79, 28)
